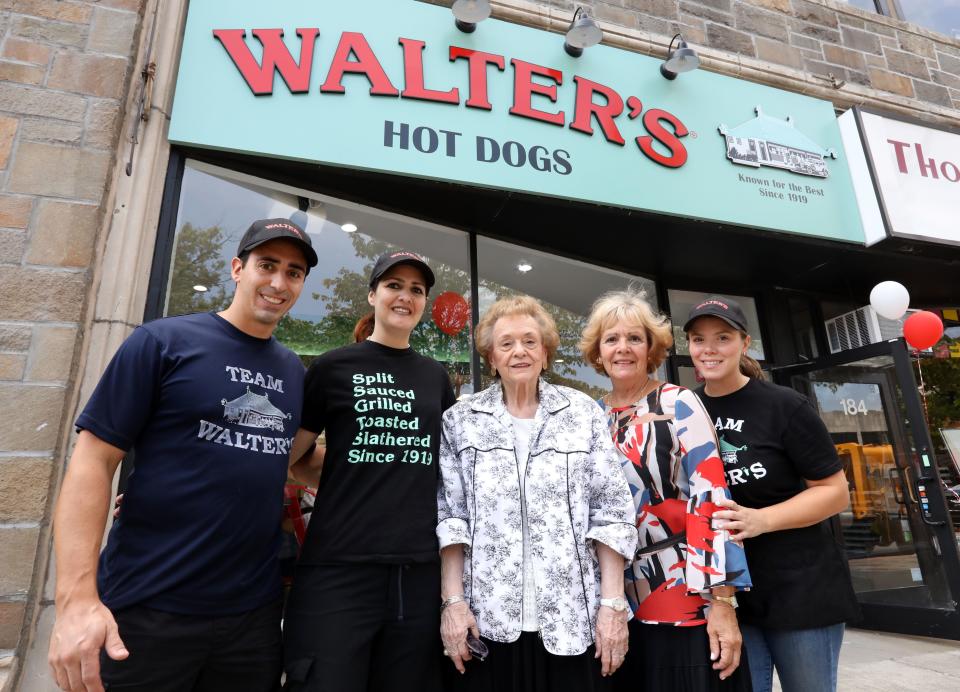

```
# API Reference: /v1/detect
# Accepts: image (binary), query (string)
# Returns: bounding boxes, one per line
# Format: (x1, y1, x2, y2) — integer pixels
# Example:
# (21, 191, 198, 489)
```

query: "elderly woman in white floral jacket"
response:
(437, 295, 637, 692)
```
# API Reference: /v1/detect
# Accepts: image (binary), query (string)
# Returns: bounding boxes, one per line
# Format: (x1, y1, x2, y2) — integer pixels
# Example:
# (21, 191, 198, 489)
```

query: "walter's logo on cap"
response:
(697, 299, 729, 311)
(264, 222, 303, 240)
(390, 251, 424, 262)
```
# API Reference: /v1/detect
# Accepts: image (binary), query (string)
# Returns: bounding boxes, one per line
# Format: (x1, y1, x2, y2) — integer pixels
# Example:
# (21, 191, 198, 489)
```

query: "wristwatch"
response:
(599, 597, 630, 612)
(711, 594, 739, 609)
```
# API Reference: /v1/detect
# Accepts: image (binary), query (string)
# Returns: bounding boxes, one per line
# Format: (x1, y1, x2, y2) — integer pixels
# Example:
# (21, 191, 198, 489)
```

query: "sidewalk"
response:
(6, 627, 960, 690)
(774, 628, 960, 692)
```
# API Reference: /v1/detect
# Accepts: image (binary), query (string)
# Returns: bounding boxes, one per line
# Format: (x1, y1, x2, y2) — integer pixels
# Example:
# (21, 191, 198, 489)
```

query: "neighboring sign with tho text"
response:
(169, 0, 865, 243)
(854, 108, 960, 246)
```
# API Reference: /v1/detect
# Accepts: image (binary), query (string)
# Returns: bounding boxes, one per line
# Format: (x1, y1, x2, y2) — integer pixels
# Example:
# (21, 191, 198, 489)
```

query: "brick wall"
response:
(432, 0, 960, 114)
(0, 0, 142, 684)
(578, 0, 960, 109)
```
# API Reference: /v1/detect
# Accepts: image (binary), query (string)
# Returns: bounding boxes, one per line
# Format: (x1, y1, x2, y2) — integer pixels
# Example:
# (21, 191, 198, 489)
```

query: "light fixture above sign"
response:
(452, 0, 491, 33)
(564, 7, 602, 57)
(660, 34, 700, 80)
(517, 261, 533, 273)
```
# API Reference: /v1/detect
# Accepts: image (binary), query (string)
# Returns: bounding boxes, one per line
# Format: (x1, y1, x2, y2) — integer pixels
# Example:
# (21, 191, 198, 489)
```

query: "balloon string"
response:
(914, 351, 930, 421)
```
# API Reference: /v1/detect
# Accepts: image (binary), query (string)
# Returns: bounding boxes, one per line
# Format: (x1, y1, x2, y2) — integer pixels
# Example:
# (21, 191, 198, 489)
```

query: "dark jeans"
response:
(100, 599, 282, 691)
(282, 561, 443, 692)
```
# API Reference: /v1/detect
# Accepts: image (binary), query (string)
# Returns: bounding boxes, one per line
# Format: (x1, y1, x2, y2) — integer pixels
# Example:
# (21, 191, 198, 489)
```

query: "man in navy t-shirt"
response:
(47, 218, 318, 692)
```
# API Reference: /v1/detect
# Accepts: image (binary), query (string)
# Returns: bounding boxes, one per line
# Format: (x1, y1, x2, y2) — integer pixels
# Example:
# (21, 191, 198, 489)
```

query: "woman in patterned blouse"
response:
(437, 295, 637, 692)
(580, 288, 752, 692)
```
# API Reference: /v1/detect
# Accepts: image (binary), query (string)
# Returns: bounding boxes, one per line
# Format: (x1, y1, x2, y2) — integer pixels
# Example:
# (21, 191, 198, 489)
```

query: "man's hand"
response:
(49, 598, 128, 691)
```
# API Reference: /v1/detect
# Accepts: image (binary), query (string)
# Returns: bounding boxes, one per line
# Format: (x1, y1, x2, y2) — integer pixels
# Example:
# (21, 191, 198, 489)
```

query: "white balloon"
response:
(870, 281, 910, 321)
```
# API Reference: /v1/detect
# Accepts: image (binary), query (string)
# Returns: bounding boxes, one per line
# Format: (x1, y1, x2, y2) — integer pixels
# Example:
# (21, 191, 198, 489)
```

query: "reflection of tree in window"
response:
(292, 233, 474, 396)
(915, 358, 960, 432)
(166, 223, 231, 316)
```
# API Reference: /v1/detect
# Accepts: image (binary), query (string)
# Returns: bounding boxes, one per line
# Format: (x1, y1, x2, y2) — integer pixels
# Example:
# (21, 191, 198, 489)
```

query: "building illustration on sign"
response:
(221, 386, 291, 432)
(719, 106, 837, 178)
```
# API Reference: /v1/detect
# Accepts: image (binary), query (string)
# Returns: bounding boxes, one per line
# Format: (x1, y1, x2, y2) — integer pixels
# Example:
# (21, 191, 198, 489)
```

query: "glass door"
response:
(774, 340, 960, 638)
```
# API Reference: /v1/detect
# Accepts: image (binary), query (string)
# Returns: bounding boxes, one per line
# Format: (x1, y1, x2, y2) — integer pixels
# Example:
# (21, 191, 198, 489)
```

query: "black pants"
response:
(282, 562, 443, 692)
(450, 631, 613, 692)
(100, 599, 282, 691)
(612, 620, 752, 692)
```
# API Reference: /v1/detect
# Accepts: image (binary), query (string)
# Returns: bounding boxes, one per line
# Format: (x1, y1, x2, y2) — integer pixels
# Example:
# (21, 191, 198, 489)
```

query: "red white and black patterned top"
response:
(605, 383, 751, 626)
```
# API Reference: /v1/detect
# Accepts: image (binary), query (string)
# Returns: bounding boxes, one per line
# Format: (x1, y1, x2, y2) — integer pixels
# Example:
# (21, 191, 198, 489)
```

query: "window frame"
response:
(147, 153, 664, 398)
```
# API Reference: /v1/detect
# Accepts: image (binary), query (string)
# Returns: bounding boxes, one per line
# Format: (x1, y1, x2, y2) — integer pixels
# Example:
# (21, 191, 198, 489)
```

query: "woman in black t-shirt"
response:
(282, 251, 456, 692)
(683, 296, 858, 692)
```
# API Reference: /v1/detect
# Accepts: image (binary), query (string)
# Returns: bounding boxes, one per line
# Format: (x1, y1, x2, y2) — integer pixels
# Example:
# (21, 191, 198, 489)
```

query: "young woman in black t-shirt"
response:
(683, 296, 858, 692)
(282, 251, 455, 692)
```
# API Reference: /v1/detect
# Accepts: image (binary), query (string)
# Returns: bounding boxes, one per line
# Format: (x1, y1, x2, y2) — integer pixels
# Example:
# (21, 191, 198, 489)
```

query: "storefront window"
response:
(839, 0, 884, 13)
(915, 310, 960, 531)
(476, 237, 656, 399)
(668, 289, 766, 361)
(840, 0, 960, 39)
(895, 1, 960, 40)
(167, 160, 474, 395)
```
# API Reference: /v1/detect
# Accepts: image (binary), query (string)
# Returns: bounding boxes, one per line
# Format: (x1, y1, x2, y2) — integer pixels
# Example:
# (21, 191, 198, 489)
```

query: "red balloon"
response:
(431, 291, 470, 336)
(902, 310, 944, 350)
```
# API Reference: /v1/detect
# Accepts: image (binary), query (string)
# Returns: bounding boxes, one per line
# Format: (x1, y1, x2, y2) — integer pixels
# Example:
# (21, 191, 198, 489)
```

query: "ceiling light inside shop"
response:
(193, 285, 208, 292)
(341, 223, 358, 233)
(517, 262, 533, 273)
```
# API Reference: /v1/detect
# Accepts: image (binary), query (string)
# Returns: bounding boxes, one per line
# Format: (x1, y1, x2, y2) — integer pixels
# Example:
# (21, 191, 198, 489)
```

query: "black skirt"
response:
(446, 631, 613, 692)
(612, 620, 753, 692)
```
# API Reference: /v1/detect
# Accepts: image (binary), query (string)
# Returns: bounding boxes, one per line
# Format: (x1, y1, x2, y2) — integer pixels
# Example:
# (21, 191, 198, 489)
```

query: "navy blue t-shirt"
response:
(76, 312, 304, 615)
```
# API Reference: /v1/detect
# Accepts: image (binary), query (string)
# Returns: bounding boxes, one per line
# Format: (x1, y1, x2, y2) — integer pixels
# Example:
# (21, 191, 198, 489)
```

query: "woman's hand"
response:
(706, 602, 742, 680)
(594, 605, 629, 676)
(440, 601, 478, 674)
(112, 493, 123, 519)
(713, 497, 770, 541)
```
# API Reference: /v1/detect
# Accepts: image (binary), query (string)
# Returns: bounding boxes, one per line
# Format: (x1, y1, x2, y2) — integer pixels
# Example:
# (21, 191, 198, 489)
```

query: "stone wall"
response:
(578, 0, 960, 111)
(0, 0, 142, 686)
(431, 0, 960, 119)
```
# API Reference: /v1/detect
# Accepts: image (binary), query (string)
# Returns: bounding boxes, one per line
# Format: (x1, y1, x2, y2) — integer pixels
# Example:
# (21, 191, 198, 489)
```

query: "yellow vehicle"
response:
(836, 442, 910, 552)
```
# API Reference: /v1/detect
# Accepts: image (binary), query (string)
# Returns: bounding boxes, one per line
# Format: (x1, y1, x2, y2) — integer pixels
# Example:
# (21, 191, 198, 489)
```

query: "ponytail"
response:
(353, 312, 375, 343)
(739, 353, 765, 380)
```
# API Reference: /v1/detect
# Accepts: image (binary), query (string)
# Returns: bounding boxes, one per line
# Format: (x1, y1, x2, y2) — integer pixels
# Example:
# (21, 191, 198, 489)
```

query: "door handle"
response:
(890, 470, 907, 506)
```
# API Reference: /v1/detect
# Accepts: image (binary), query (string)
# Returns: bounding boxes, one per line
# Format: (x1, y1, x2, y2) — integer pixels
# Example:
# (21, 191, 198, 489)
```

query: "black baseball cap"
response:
(237, 218, 318, 271)
(683, 296, 748, 333)
(369, 250, 435, 290)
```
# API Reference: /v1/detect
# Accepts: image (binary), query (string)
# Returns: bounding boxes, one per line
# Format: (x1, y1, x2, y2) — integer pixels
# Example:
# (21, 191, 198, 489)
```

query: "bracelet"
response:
(441, 594, 467, 610)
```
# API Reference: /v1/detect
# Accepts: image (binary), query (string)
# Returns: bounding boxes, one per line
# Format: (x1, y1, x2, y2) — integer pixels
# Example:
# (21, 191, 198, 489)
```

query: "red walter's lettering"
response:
(887, 139, 960, 183)
(213, 27, 690, 170)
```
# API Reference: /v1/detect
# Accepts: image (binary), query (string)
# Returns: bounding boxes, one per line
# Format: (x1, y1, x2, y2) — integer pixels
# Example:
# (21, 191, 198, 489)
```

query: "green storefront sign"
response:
(170, 0, 866, 243)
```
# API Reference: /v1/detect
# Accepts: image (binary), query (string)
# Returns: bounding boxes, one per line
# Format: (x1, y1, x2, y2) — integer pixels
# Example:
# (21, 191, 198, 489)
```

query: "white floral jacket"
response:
(437, 380, 637, 656)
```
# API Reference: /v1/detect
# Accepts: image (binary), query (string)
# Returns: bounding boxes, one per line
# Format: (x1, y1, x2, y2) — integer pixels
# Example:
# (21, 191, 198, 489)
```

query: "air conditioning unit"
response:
(825, 306, 921, 354)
